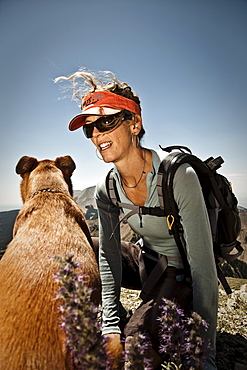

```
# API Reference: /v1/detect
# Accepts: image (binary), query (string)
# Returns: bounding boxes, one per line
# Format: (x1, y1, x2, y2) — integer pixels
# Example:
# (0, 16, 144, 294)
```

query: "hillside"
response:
(0, 210, 19, 258)
(74, 186, 97, 215)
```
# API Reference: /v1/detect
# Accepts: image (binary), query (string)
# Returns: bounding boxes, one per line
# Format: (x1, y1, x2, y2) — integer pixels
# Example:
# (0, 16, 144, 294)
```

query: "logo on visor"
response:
(83, 93, 104, 108)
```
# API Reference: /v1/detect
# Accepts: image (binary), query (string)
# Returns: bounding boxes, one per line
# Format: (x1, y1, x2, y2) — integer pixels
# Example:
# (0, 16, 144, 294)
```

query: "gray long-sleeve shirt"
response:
(95, 149, 218, 353)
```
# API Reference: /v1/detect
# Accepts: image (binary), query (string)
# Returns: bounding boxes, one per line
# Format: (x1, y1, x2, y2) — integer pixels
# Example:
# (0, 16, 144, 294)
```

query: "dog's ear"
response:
(16, 156, 39, 175)
(55, 156, 76, 177)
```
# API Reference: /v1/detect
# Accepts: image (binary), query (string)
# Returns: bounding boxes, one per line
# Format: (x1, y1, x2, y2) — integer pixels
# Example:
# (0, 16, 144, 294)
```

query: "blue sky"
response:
(0, 0, 246, 210)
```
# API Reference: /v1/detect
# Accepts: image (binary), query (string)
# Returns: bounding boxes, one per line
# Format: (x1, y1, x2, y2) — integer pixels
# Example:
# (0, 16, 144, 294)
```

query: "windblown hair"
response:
(54, 68, 145, 140)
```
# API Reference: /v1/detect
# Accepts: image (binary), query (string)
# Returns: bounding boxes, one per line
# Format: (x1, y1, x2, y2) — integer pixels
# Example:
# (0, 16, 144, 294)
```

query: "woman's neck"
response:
(115, 148, 152, 206)
(116, 148, 152, 189)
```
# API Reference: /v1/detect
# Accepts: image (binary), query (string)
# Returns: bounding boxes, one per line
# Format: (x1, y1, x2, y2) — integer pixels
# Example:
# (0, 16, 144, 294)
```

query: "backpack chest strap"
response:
(107, 170, 165, 237)
(109, 202, 165, 239)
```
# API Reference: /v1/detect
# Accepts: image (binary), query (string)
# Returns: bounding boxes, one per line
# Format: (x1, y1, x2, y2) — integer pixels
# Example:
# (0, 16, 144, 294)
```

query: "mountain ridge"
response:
(1, 186, 246, 265)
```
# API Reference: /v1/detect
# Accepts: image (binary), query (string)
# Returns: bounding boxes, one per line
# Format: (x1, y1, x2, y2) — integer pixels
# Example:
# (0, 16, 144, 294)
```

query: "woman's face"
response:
(84, 115, 140, 164)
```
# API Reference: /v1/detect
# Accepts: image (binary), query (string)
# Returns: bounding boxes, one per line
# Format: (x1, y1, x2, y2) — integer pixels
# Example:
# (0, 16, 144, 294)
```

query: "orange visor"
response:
(69, 91, 141, 131)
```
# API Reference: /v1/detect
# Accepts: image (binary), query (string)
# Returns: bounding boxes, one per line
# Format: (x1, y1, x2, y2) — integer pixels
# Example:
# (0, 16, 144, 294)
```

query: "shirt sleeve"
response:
(95, 176, 122, 335)
(173, 163, 218, 350)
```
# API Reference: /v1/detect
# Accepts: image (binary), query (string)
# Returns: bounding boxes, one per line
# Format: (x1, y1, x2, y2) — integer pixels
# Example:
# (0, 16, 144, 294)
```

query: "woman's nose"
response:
(91, 126, 102, 137)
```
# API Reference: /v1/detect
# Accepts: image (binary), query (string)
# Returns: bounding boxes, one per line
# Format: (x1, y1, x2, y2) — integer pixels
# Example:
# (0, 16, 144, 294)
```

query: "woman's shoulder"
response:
(95, 169, 111, 201)
(151, 148, 195, 177)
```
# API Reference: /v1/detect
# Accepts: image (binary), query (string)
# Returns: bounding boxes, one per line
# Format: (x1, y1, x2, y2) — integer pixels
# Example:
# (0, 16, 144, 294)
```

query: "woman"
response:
(55, 69, 218, 369)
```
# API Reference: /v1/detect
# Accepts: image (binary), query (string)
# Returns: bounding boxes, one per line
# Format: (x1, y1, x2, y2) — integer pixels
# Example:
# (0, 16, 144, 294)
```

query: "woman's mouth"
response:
(99, 142, 112, 151)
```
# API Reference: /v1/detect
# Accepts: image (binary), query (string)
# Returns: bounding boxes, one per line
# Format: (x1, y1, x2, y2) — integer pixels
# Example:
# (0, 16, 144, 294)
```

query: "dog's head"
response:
(16, 156, 76, 203)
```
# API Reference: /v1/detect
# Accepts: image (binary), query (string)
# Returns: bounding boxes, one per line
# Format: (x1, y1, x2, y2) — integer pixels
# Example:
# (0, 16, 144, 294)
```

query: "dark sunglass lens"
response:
(98, 116, 116, 127)
(98, 112, 125, 130)
(83, 125, 93, 138)
(82, 111, 130, 138)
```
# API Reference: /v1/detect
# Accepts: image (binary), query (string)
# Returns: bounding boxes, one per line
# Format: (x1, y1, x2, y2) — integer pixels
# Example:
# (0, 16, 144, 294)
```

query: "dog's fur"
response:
(0, 156, 101, 370)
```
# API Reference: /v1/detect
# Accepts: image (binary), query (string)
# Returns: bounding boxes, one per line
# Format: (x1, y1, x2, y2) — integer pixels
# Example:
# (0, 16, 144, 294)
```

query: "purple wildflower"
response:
(157, 298, 211, 369)
(125, 333, 152, 370)
(52, 254, 106, 369)
(157, 299, 188, 366)
(184, 312, 211, 369)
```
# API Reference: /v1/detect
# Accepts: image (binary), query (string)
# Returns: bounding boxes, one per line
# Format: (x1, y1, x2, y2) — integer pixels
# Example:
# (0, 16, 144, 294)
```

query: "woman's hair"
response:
(54, 68, 145, 141)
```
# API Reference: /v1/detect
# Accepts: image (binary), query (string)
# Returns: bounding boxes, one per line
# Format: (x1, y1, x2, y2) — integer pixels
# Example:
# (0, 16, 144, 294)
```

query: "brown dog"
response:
(0, 156, 101, 370)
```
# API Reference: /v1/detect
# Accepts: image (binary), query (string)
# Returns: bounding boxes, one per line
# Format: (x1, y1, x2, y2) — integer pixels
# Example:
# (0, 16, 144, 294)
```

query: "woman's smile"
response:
(99, 141, 112, 151)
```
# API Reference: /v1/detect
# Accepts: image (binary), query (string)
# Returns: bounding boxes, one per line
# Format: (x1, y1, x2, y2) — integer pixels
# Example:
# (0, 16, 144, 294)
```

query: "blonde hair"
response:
(54, 68, 141, 106)
(54, 67, 145, 140)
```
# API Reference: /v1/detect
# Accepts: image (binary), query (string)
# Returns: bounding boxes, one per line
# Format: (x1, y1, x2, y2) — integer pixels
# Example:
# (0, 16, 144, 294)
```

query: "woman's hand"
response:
(104, 333, 123, 369)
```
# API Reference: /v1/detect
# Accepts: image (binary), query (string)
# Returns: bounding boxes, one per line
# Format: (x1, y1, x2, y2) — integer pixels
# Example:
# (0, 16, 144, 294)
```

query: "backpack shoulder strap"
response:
(105, 169, 143, 214)
(106, 168, 119, 206)
(157, 152, 192, 275)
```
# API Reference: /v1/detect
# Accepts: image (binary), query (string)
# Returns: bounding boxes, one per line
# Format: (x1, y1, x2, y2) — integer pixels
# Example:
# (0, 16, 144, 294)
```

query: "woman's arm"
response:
(96, 181, 123, 335)
(173, 164, 218, 352)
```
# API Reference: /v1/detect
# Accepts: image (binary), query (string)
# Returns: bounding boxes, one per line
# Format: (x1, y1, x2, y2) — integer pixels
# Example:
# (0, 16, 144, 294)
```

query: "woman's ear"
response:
(132, 114, 142, 135)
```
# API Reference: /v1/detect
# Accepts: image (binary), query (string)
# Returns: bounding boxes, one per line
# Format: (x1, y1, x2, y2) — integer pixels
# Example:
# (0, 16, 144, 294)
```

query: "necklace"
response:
(122, 150, 146, 189)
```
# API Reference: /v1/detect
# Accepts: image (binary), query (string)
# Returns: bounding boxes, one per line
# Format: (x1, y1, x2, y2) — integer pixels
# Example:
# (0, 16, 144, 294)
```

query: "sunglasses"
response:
(82, 110, 133, 139)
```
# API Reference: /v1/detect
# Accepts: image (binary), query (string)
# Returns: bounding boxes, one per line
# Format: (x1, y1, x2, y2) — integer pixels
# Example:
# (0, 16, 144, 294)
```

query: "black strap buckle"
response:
(139, 206, 165, 217)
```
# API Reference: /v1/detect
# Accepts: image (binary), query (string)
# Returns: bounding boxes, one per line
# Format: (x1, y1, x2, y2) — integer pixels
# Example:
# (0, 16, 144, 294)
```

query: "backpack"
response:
(106, 145, 243, 295)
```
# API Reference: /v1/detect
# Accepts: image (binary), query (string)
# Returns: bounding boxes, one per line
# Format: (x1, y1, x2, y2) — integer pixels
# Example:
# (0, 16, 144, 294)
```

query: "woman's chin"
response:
(101, 151, 113, 163)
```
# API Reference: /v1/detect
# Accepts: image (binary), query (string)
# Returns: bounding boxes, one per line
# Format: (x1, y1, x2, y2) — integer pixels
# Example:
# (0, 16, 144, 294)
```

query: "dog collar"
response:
(30, 189, 62, 199)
